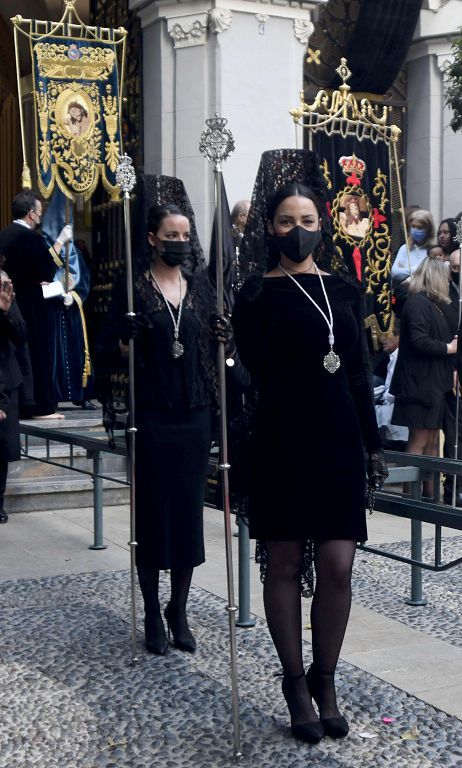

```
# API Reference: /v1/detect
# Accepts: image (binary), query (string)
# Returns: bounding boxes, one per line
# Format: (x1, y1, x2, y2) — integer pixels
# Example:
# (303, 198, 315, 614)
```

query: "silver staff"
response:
(199, 115, 242, 762)
(116, 154, 138, 663)
(451, 219, 462, 506)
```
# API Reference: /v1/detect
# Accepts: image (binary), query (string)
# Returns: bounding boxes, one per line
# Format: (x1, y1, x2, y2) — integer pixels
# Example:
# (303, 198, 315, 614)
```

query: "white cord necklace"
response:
(278, 261, 341, 373)
(149, 269, 185, 358)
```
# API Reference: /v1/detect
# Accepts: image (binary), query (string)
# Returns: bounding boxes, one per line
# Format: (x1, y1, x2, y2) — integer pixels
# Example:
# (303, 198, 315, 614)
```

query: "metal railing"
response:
(20, 423, 129, 550)
(19, 427, 462, 612)
(359, 451, 462, 605)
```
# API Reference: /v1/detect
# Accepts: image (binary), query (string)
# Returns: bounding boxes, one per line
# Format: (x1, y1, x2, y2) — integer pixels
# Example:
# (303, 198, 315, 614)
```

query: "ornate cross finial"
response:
(336, 57, 352, 85)
(116, 154, 136, 197)
(199, 114, 235, 169)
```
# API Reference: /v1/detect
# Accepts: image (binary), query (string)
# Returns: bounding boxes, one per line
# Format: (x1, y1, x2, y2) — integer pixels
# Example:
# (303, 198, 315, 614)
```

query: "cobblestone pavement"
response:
(2, 569, 462, 768)
(353, 535, 462, 648)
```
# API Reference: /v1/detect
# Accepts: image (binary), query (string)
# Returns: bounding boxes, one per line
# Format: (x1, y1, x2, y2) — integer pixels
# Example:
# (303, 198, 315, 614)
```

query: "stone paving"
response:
(353, 535, 462, 648)
(2, 568, 462, 768)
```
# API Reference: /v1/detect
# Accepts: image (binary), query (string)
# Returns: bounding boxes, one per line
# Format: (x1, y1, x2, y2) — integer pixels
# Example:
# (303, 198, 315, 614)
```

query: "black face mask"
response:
(158, 240, 192, 267)
(272, 225, 322, 263)
(451, 269, 460, 285)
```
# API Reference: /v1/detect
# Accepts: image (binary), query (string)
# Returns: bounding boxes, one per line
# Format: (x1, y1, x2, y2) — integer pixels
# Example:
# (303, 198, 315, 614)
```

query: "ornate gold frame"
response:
(11, 0, 127, 202)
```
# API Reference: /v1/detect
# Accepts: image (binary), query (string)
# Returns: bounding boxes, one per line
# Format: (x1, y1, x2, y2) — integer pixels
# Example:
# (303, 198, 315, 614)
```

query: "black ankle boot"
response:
(306, 666, 349, 739)
(281, 673, 324, 743)
(144, 607, 168, 655)
(164, 602, 196, 653)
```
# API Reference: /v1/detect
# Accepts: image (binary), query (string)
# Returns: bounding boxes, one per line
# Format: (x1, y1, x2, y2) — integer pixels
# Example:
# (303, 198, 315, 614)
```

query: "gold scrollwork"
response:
(373, 168, 389, 210)
(34, 42, 116, 81)
(102, 85, 120, 173)
(320, 158, 332, 190)
(35, 84, 51, 172)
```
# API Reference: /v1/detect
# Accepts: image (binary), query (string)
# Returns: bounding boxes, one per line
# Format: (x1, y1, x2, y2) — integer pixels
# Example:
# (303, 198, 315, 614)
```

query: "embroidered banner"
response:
(32, 36, 123, 201)
(314, 133, 392, 335)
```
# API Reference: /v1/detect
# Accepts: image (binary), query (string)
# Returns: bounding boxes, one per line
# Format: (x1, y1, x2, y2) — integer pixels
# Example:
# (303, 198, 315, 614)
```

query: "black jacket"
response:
(390, 292, 453, 407)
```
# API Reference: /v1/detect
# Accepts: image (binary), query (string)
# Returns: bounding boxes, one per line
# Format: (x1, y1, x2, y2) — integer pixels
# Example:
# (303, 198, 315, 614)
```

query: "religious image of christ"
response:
(63, 101, 90, 137)
(339, 194, 370, 239)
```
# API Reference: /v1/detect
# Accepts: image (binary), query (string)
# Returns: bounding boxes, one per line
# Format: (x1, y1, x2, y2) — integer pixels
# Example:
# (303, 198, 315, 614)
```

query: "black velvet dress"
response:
(133, 273, 213, 570)
(232, 272, 381, 543)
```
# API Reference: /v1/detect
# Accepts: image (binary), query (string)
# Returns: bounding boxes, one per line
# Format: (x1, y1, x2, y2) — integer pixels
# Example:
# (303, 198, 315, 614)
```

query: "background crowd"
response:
(378, 208, 462, 505)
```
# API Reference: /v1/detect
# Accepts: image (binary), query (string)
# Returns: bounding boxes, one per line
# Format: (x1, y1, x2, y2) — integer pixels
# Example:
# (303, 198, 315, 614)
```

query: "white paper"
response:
(42, 282, 64, 299)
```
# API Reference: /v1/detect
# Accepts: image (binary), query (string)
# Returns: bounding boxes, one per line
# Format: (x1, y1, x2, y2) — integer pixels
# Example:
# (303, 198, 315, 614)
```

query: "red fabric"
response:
(372, 207, 387, 229)
(352, 246, 362, 282)
(346, 172, 361, 187)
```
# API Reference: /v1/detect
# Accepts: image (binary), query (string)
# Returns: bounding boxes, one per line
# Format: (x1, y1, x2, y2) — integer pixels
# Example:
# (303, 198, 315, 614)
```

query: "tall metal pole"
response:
(451, 220, 462, 507)
(115, 154, 138, 664)
(199, 115, 242, 762)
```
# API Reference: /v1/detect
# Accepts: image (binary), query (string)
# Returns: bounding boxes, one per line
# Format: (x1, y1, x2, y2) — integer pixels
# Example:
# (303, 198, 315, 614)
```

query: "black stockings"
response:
(264, 541, 318, 724)
(137, 564, 194, 617)
(263, 538, 356, 722)
(311, 540, 356, 717)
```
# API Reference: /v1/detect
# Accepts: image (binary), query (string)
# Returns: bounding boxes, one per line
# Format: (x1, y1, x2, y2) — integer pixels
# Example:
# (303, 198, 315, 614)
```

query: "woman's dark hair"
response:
(438, 217, 460, 253)
(12, 191, 41, 220)
(267, 182, 323, 223)
(147, 203, 189, 236)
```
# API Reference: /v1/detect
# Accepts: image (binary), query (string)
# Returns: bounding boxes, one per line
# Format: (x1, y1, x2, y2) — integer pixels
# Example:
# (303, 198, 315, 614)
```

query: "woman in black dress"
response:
(391, 257, 457, 490)
(121, 202, 214, 656)
(232, 181, 387, 743)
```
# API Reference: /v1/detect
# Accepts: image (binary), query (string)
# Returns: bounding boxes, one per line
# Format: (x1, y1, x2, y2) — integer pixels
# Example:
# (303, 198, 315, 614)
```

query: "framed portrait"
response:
(55, 89, 94, 139)
(338, 193, 371, 240)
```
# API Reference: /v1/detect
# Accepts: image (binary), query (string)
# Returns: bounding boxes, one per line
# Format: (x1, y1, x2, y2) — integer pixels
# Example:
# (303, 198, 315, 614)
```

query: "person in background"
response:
(0, 271, 32, 523)
(0, 191, 72, 419)
(442, 248, 462, 505)
(437, 218, 460, 260)
(427, 244, 446, 261)
(231, 200, 251, 238)
(391, 209, 435, 286)
(374, 331, 408, 451)
(390, 258, 457, 498)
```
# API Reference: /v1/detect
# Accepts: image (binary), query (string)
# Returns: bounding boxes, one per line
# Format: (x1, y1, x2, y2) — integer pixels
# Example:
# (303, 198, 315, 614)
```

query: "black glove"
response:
(367, 449, 388, 490)
(120, 313, 147, 343)
(210, 312, 235, 357)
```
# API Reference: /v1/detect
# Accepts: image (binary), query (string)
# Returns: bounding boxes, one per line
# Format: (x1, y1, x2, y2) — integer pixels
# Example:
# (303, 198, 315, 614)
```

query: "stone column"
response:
(129, 0, 323, 248)
(406, 0, 462, 223)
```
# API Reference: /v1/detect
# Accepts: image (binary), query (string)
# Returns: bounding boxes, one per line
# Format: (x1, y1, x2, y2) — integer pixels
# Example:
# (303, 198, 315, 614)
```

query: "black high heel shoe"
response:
(306, 666, 349, 739)
(164, 603, 196, 653)
(281, 673, 324, 744)
(144, 609, 168, 655)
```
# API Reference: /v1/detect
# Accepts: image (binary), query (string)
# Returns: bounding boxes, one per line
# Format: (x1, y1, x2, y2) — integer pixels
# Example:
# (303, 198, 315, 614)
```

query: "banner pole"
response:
(199, 115, 242, 762)
(116, 154, 138, 664)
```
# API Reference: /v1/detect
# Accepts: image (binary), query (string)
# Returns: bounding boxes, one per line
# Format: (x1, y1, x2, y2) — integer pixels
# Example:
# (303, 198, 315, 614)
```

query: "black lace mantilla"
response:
(239, 148, 350, 280)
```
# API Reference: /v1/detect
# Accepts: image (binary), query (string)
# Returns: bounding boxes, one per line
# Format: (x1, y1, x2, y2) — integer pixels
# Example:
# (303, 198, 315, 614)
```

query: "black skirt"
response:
(135, 406, 211, 570)
(392, 395, 446, 430)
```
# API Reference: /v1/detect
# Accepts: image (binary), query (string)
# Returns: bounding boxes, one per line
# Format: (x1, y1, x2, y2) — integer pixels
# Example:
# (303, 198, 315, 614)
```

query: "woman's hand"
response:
(447, 336, 458, 355)
(367, 449, 388, 490)
(0, 278, 14, 314)
(210, 312, 235, 356)
(120, 313, 147, 343)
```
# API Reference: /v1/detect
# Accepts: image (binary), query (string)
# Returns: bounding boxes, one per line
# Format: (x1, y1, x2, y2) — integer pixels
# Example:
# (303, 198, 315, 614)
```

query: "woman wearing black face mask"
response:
(118, 203, 215, 655)
(232, 182, 386, 744)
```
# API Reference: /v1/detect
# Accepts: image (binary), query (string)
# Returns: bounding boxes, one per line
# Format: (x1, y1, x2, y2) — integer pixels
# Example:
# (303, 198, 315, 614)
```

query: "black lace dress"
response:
(133, 272, 213, 570)
(232, 272, 381, 543)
